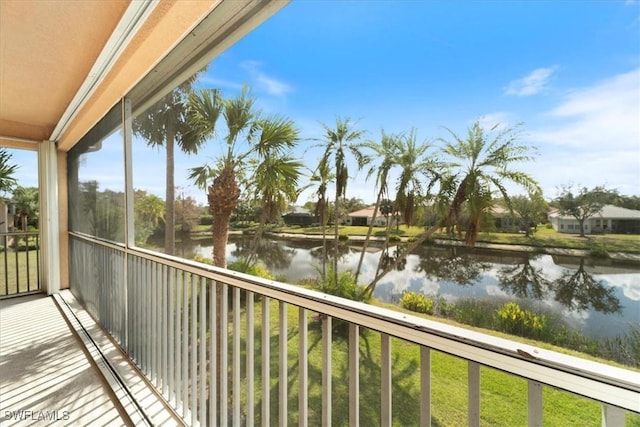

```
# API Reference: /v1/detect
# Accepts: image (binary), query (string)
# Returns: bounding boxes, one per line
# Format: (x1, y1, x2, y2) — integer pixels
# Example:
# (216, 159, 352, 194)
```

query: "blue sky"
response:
(197, 0, 640, 205)
(8, 0, 640, 206)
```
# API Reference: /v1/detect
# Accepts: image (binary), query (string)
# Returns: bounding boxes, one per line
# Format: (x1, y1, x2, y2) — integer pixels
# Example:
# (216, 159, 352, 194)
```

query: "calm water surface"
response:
(181, 235, 640, 340)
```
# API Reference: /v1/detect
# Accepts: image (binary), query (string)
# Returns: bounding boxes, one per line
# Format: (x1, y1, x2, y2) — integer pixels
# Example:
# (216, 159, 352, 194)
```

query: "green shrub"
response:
(589, 243, 610, 259)
(338, 233, 349, 241)
(311, 266, 370, 303)
(453, 298, 498, 329)
(228, 258, 274, 280)
(400, 292, 434, 315)
(495, 302, 547, 338)
(200, 215, 213, 225)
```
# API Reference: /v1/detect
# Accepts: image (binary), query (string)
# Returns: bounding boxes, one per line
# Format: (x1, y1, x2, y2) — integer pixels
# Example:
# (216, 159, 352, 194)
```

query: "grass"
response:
(231, 298, 640, 426)
(0, 249, 39, 296)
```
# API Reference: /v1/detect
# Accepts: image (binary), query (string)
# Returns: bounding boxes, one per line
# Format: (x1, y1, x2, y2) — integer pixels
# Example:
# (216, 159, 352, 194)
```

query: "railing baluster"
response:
(262, 296, 271, 427)
(168, 267, 175, 404)
(199, 276, 207, 426)
(468, 361, 480, 427)
(175, 270, 183, 410)
(279, 301, 288, 427)
(420, 346, 431, 427)
(247, 291, 255, 426)
(209, 279, 217, 427)
(234, 286, 241, 426)
(381, 333, 391, 427)
(349, 323, 359, 426)
(322, 315, 332, 427)
(161, 265, 168, 396)
(602, 403, 625, 427)
(299, 308, 308, 427)
(528, 380, 542, 427)
(182, 271, 189, 418)
(191, 274, 198, 426)
(220, 283, 228, 427)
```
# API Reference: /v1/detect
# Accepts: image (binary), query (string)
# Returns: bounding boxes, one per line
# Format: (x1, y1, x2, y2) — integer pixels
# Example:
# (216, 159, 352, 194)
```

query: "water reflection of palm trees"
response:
(497, 254, 621, 314)
(230, 236, 296, 270)
(415, 246, 491, 286)
(497, 254, 549, 300)
(552, 258, 622, 314)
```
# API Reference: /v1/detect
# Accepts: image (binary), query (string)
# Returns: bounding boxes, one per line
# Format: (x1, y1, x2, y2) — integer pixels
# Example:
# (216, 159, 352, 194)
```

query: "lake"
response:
(178, 235, 640, 340)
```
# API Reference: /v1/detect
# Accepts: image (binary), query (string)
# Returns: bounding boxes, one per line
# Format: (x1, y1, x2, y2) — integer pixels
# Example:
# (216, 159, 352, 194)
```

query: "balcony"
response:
(4, 233, 637, 426)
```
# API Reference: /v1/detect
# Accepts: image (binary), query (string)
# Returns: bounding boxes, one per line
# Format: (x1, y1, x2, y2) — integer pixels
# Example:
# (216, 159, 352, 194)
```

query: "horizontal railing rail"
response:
(69, 232, 640, 426)
(0, 231, 40, 298)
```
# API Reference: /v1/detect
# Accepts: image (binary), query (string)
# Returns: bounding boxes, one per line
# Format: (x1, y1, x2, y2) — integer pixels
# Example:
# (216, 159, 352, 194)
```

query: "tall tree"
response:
(310, 156, 334, 277)
(132, 77, 205, 255)
(319, 117, 367, 283)
(354, 130, 400, 284)
(12, 186, 39, 230)
(555, 185, 609, 237)
(364, 121, 539, 295)
(188, 87, 251, 268)
(509, 191, 547, 237)
(246, 116, 304, 263)
(394, 128, 440, 227)
(439, 121, 540, 246)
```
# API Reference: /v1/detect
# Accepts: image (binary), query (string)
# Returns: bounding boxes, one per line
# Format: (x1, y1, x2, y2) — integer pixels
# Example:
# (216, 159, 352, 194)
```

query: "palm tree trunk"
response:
(355, 191, 383, 284)
(333, 194, 340, 284)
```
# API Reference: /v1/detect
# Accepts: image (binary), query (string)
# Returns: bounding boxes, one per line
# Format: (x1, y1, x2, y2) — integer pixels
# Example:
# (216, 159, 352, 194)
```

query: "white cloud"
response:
(240, 61, 292, 96)
(524, 68, 640, 197)
(476, 112, 515, 130)
(505, 66, 558, 96)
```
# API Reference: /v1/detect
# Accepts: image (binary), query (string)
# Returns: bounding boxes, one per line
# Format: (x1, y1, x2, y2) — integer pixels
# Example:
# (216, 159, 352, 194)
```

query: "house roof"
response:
(348, 206, 377, 217)
(548, 204, 640, 220)
(283, 206, 314, 216)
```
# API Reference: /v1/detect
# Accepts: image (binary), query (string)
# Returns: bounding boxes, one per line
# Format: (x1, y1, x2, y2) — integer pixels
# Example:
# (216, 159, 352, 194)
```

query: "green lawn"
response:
(233, 299, 640, 426)
(0, 249, 40, 296)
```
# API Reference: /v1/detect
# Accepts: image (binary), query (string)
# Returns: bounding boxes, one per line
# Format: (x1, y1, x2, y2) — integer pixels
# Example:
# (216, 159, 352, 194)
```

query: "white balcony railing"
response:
(69, 233, 640, 426)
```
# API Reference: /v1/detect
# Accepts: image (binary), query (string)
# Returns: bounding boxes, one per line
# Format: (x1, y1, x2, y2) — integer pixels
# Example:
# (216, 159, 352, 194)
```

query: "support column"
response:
(38, 140, 61, 294)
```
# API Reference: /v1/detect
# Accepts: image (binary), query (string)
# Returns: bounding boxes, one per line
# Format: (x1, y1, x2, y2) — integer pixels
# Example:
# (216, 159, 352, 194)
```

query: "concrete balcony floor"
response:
(0, 294, 126, 426)
(0, 292, 178, 426)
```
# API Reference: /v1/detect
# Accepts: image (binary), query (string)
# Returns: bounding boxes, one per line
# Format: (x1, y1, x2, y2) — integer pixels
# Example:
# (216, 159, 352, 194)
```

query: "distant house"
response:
(548, 204, 640, 235)
(490, 205, 520, 232)
(281, 207, 318, 226)
(344, 206, 399, 227)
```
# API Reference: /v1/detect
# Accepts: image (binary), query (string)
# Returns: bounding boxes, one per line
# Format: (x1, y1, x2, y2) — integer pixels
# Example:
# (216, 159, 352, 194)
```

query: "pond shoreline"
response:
(187, 229, 640, 263)
(252, 231, 640, 264)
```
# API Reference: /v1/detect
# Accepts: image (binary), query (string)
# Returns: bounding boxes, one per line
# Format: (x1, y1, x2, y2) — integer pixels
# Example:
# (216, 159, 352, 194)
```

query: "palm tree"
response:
(246, 116, 304, 262)
(319, 117, 367, 283)
(368, 130, 441, 294)
(132, 77, 205, 255)
(394, 128, 439, 227)
(365, 121, 539, 294)
(310, 156, 334, 277)
(0, 149, 18, 196)
(354, 130, 400, 284)
(439, 121, 540, 246)
(188, 86, 254, 268)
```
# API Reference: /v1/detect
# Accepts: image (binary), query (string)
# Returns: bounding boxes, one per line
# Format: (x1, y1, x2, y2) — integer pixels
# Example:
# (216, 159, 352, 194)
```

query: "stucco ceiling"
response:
(0, 0, 130, 145)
